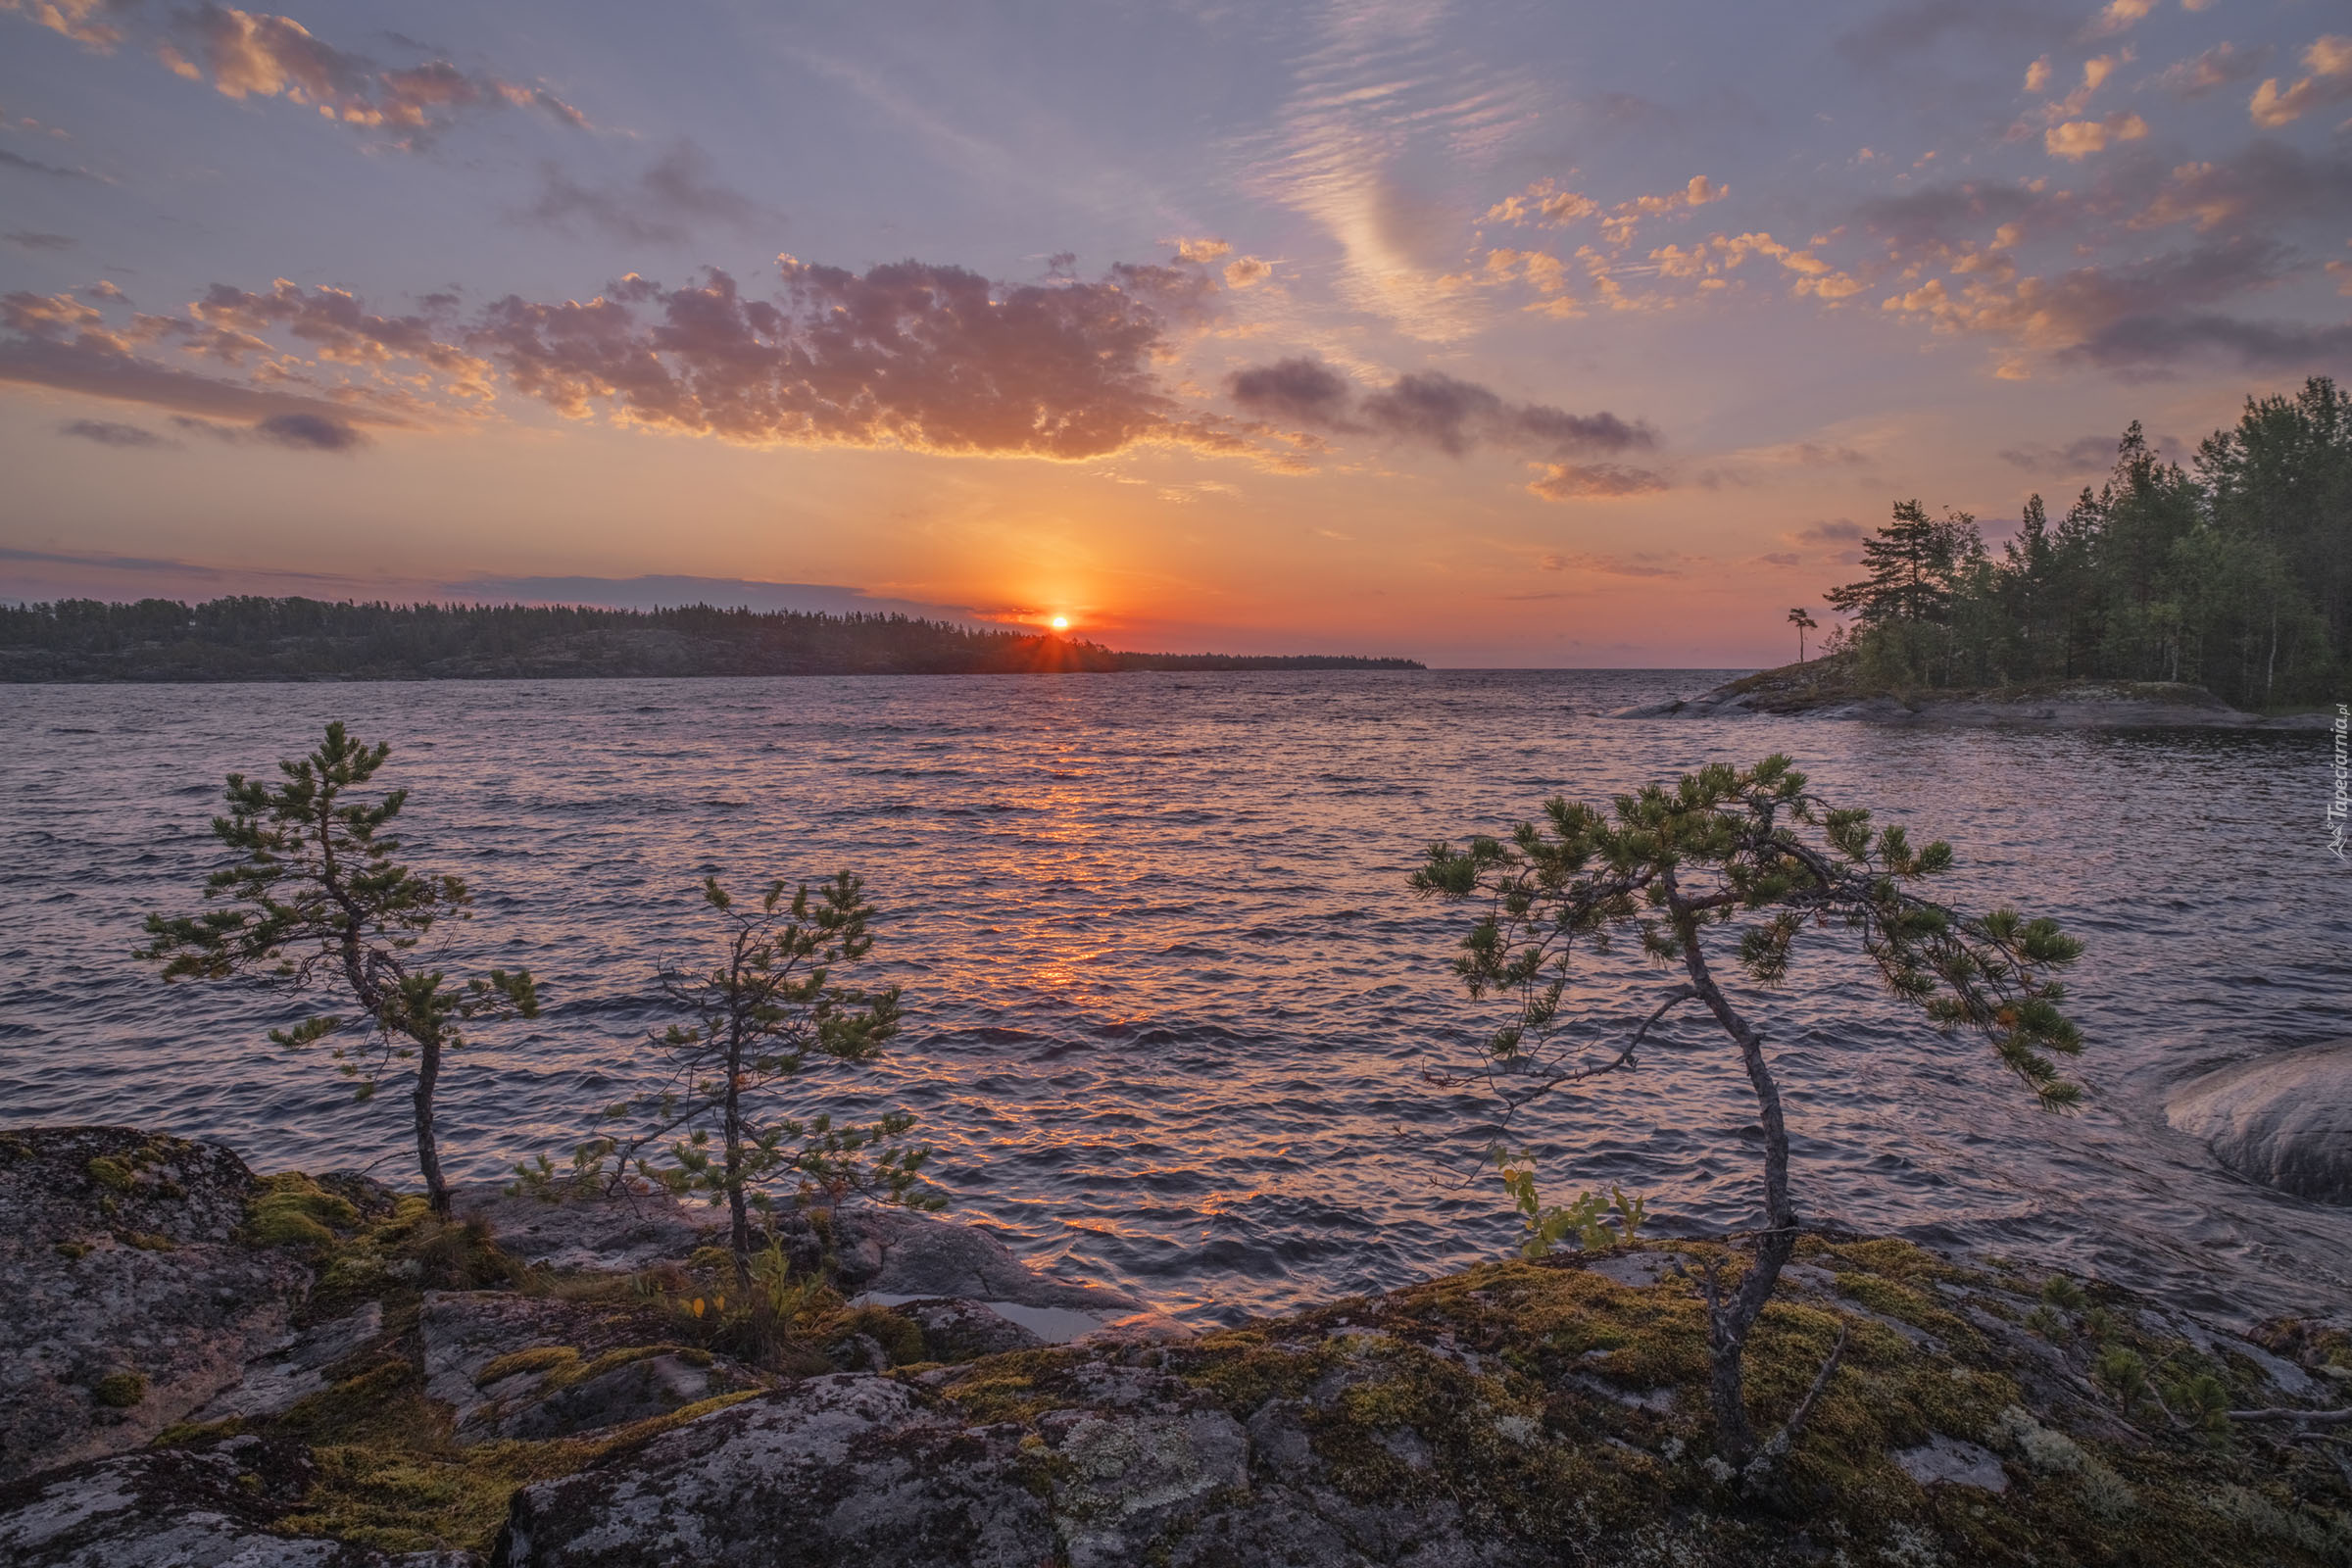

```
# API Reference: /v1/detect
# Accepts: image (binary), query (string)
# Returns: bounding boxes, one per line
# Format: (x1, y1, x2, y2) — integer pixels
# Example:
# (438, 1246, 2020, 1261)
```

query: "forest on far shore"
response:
(0, 598, 1424, 681)
(1818, 375, 2350, 710)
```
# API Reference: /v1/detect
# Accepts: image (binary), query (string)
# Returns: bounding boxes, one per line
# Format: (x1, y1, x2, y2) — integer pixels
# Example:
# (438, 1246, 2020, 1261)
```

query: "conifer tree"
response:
(139, 722, 539, 1214)
(1415, 757, 2083, 1485)
(596, 874, 937, 1286)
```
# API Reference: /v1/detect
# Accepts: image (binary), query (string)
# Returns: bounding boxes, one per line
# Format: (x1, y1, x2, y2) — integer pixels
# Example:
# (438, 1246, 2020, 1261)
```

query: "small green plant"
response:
(139, 722, 541, 1215)
(93, 1370, 148, 1407)
(2165, 1371, 2232, 1440)
(2093, 1345, 2149, 1413)
(86, 1155, 135, 1193)
(587, 875, 937, 1287)
(2024, 1304, 2073, 1343)
(1493, 1149, 1645, 1258)
(2039, 1276, 2086, 1311)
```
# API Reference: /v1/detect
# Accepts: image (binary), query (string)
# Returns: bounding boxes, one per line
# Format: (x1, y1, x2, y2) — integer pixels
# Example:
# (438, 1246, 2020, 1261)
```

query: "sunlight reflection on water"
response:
(1, 670, 2346, 1326)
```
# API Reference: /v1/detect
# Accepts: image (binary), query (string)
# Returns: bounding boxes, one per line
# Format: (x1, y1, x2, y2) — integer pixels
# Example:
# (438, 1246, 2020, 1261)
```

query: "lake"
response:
(1, 670, 2345, 1327)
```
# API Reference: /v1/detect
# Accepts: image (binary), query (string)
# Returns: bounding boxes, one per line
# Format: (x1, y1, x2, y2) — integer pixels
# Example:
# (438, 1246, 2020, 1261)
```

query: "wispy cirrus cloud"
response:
(522, 144, 768, 247)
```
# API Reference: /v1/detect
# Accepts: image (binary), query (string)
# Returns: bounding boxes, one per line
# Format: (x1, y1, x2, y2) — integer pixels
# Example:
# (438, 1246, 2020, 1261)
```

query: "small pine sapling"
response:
(1414, 755, 2084, 1484)
(604, 874, 939, 1289)
(139, 721, 539, 1214)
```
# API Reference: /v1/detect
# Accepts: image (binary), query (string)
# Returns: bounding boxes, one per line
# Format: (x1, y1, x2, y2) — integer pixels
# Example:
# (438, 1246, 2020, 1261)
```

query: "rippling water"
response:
(2, 671, 2347, 1326)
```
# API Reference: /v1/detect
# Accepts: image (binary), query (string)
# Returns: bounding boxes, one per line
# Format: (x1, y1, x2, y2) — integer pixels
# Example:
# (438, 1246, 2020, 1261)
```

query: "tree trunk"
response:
(724, 1027, 752, 1289)
(1668, 879, 1798, 1468)
(415, 1032, 449, 1216)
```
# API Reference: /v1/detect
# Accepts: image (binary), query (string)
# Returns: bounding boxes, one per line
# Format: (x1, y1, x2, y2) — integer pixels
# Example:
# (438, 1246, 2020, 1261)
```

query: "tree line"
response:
(1816, 375, 2349, 710)
(0, 597, 1422, 680)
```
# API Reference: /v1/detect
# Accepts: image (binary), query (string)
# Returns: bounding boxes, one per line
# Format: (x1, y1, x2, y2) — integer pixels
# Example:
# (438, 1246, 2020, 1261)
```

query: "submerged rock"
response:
(0, 1126, 313, 1483)
(827, 1206, 1140, 1311)
(2167, 1040, 2352, 1204)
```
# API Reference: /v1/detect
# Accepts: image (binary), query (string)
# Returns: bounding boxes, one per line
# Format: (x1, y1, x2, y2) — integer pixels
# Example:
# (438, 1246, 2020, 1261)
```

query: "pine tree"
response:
(593, 874, 937, 1287)
(1414, 758, 2082, 1488)
(139, 722, 539, 1214)
(1825, 500, 1977, 627)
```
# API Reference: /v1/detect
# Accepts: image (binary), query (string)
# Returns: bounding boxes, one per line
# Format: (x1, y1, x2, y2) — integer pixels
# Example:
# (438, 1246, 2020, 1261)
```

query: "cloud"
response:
(2085, 0, 2155, 38)
(1997, 434, 2129, 473)
(1164, 235, 1230, 263)
(1226, 356, 1655, 466)
(1837, 0, 2069, 65)
(2063, 313, 2352, 371)
(470, 258, 1234, 461)
(1226, 357, 1355, 427)
(1525, 463, 1667, 501)
(0, 1, 592, 143)
(1790, 519, 1866, 544)
(524, 144, 765, 247)
(0, 287, 422, 426)
(2152, 41, 2269, 98)
(1538, 549, 1683, 573)
(2045, 112, 2148, 160)
(2249, 35, 2352, 128)
(168, 412, 368, 449)
(2132, 141, 2352, 232)
(1486, 174, 1727, 248)
(1880, 234, 2292, 371)
(1855, 180, 2054, 264)
(4, 229, 75, 250)
(0, 0, 124, 49)
(1222, 255, 1272, 289)
(0, 144, 95, 178)
(60, 417, 172, 447)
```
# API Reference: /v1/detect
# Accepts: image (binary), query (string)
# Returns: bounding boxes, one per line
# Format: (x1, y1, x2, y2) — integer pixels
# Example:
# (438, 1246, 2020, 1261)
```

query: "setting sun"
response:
(1051, 615, 1069, 632)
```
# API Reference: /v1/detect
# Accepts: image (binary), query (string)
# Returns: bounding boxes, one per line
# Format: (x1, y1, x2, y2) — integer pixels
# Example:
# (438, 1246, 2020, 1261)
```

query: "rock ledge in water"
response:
(2167, 1040, 2352, 1204)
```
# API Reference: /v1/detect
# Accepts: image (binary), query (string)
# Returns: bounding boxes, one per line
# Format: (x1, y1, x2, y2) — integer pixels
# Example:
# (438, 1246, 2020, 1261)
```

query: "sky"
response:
(1, 0, 2347, 665)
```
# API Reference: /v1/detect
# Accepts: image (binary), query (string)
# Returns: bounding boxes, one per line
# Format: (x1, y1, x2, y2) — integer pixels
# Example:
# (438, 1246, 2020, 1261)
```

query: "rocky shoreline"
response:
(1614, 659, 2335, 731)
(4, 1124, 2350, 1566)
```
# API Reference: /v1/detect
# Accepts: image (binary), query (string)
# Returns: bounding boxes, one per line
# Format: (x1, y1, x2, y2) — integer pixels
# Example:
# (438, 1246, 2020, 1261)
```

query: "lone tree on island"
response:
(572, 874, 937, 1288)
(139, 721, 539, 1215)
(1413, 756, 2083, 1483)
(1787, 607, 1818, 662)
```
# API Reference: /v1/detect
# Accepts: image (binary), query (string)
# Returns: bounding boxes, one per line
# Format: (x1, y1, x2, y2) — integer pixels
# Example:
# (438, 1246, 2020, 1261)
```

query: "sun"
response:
(1050, 615, 1069, 632)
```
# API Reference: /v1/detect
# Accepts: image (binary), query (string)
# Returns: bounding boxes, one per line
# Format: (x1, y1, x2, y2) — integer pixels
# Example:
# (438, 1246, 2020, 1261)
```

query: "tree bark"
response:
(416, 1034, 449, 1215)
(1666, 871, 1799, 1468)
(724, 1018, 752, 1289)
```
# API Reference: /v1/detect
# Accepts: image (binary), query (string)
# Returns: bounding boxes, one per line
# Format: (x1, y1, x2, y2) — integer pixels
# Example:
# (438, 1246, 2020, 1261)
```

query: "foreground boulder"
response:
(2168, 1040, 2352, 1204)
(0, 1127, 314, 1483)
(0, 1440, 472, 1567)
(492, 1241, 2352, 1567)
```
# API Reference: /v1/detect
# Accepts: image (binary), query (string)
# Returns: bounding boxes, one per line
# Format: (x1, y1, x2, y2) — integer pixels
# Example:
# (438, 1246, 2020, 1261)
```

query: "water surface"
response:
(1, 671, 2344, 1326)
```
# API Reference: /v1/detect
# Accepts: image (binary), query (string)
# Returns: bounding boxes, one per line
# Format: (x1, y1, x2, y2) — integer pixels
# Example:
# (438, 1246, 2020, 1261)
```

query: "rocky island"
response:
(4, 1124, 2348, 1567)
(1613, 654, 2335, 731)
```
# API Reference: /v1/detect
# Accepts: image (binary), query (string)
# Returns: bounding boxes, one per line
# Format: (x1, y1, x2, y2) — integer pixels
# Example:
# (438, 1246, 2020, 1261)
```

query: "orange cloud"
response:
(2249, 35, 2352, 127)
(2044, 112, 2148, 159)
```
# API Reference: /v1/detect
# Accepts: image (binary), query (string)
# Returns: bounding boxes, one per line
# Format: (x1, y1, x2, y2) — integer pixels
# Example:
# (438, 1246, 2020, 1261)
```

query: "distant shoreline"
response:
(0, 596, 1424, 682)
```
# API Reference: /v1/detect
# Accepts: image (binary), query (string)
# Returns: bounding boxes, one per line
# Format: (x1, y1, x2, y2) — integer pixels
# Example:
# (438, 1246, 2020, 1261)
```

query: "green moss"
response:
(245, 1173, 365, 1249)
(87, 1155, 135, 1193)
(92, 1370, 147, 1407)
(476, 1347, 580, 1388)
(124, 1231, 175, 1251)
(831, 1305, 925, 1368)
(54, 1239, 91, 1260)
(156, 1416, 247, 1446)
